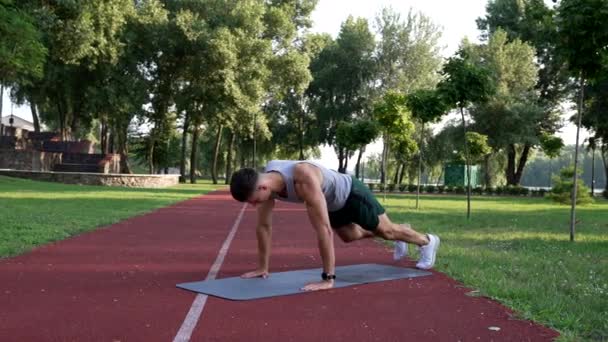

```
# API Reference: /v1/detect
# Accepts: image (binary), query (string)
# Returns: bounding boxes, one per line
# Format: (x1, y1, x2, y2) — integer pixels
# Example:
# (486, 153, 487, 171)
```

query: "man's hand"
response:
(240, 269, 269, 279)
(301, 280, 334, 291)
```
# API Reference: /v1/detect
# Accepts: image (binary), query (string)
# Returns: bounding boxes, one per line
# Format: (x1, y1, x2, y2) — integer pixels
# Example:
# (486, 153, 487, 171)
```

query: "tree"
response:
(466, 132, 492, 164)
(334, 119, 380, 176)
(374, 7, 443, 183)
(0, 0, 46, 120)
(373, 91, 417, 199)
(549, 166, 593, 205)
(539, 133, 565, 187)
(555, 0, 608, 241)
(308, 16, 376, 172)
(468, 29, 546, 186)
(439, 47, 495, 218)
(582, 67, 608, 197)
(406, 89, 448, 208)
(477, 0, 571, 106)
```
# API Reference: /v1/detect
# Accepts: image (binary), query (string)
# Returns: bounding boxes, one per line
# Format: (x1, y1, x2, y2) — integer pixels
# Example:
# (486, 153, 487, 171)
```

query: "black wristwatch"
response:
(321, 272, 336, 281)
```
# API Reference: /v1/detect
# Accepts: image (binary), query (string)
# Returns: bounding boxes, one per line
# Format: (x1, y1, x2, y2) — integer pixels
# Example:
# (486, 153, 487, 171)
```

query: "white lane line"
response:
(173, 203, 247, 342)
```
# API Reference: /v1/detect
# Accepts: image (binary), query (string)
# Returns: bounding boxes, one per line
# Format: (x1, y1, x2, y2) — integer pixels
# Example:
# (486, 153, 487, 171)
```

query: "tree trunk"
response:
(392, 163, 400, 185)
(298, 109, 305, 160)
(148, 125, 156, 174)
(514, 144, 531, 185)
(484, 154, 491, 188)
(0, 84, 3, 123)
(118, 123, 131, 174)
(590, 146, 595, 197)
(601, 144, 607, 193)
(211, 125, 224, 184)
(57, 101, 65, 141)
(380, 134, 388, 184)
(382, 138, 390, 202)
(100, 118, 108, 154)
(70, 115, 78, 140)
(436, 166, 444, 185)
(30, 101, 40, 133)
(253, 112, 257, 169)
(343, 149, 349, 173)
(399, 163, 406, 185)
(337, 147, 345, 173)
(460, 107, 471, 219)
(355, 147, 365, 179)
(225, 131, 235, 185)
(0, 84, 3, 136)
(190, 123, 201, 184)
(506, 144, 516, 185)
(179, 112, 190, 183)
(506, 144, 531, 185)
(570, 73, 585, 241)
(108, 131, 115, 154)
(570, 75, 584, 242)
(416, 122, 424, 210)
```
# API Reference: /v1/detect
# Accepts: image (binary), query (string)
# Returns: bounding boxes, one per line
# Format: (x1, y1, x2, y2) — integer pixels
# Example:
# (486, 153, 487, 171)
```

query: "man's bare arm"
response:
(241, 199, 274, 278)
(294, 164, 335, 290)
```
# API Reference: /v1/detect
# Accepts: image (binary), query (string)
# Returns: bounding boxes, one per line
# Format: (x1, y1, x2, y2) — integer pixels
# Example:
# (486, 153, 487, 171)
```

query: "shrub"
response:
(454, 185, 465, 194)
(445, 186, 454, 193)
(368, 183, 375, 191)
(387, 183, 396, 192)
(408, 184, 417, 192)
(604, 190, 608, 199)
(425, 185, 436, 193)
(473, 186, 484, 195)
(538, 188, 547, 197)
(495, 186, 504, 195)
(548, 166, 593, 205)
(485, 187, 495, 195)
(398, 184, 407, 192)
(437, 185, 445, 193)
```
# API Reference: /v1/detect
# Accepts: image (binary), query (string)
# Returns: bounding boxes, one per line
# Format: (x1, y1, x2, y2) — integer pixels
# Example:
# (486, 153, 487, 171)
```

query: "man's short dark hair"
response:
(230, 168, 259, 202)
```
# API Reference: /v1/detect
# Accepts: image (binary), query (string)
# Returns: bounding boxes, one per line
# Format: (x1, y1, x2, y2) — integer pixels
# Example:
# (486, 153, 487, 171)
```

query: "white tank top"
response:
(264, 160, 352, 212)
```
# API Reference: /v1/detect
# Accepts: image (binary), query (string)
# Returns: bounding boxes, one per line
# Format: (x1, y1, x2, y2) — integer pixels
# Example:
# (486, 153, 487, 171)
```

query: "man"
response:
(229, 160, 440, 292)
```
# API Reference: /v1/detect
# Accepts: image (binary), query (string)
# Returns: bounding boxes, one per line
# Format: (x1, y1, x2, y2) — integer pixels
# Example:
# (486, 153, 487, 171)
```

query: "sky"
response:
(1, 0, 587, 170)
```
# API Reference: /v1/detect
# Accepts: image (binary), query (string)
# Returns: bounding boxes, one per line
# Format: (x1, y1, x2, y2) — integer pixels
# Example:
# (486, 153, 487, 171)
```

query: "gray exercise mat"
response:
(176, 263, 432, 300)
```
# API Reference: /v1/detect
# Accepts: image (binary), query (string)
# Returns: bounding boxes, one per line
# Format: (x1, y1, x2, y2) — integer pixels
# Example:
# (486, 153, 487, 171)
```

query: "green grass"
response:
(0, 175, 225, 258)
(378, 193, 608, 342)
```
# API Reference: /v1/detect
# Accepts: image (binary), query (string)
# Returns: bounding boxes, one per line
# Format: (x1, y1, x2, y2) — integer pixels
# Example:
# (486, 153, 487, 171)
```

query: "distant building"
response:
(1, 115, 35, 137)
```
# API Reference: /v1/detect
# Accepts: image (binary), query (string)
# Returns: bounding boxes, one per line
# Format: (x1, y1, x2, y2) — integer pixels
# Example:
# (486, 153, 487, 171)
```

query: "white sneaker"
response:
(393, 241, 408, 260)
(416, 234, 440, 270)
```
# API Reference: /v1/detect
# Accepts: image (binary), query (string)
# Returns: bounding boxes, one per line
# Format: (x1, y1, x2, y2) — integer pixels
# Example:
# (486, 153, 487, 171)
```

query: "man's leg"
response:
(374, 214, 429, 245)
(374, 213, 440, 269)
(334, 223, 374, 243)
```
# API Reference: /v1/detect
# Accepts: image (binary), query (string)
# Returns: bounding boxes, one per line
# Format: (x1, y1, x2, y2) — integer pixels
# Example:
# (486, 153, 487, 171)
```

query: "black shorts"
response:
(328, 177, 386, 231)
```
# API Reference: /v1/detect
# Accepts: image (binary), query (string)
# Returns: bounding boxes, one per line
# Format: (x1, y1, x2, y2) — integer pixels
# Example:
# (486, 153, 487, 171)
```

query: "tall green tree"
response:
(468, 29, 546, 186)
(0, 0, 46, 122)
(439, 47, 495, 218)
(582, 72, 608, 196)
(308, 16, 376, 172)
(555, 0, 608, 241)
(374, 7, 443, 183)
(373, 91, 417, 198)
(406, 88, 448, 208)
(477, 0, 570, 106)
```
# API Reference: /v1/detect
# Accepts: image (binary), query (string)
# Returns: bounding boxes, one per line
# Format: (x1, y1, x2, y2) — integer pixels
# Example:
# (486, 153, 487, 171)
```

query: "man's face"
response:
(247, 184, 271, 206)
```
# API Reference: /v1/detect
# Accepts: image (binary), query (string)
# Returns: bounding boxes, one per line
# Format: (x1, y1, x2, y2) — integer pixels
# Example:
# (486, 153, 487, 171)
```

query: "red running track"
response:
(0, 191, 559, 341)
